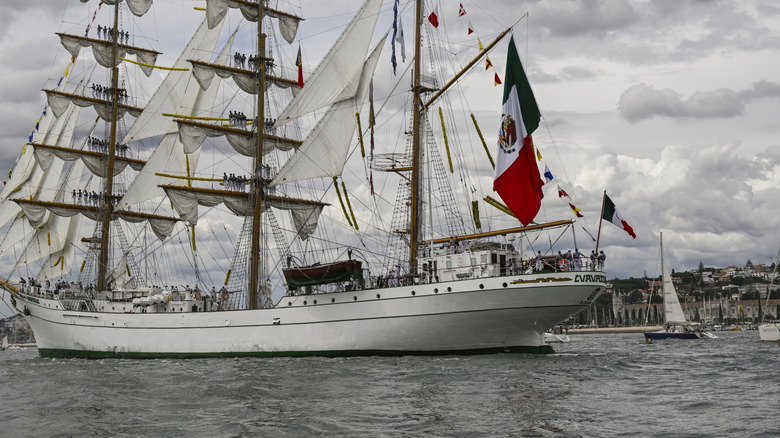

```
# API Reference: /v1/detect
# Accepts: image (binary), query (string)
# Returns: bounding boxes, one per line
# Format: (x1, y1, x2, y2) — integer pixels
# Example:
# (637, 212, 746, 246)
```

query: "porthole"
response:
(288, 302, 292, 306)
(353, 296, 358, 301)
(447, 287, 452, 292)
(411, 291, 416, 296)
(502, 283, 508, 288)
(479, 284, 484, 289)
(331, 298, 335, 303)
(434, 288, 438, 293)
(376, 294, 381, 299)
(303, 300, 307, 305)
(313, 300, 317, 305)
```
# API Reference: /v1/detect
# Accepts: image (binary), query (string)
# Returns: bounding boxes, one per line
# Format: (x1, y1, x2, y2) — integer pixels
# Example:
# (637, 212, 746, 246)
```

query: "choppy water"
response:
(1, 330, 777, 437)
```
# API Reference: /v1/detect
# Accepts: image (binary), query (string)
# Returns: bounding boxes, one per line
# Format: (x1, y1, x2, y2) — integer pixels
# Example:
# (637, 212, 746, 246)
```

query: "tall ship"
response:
(0, 0, 606, 358)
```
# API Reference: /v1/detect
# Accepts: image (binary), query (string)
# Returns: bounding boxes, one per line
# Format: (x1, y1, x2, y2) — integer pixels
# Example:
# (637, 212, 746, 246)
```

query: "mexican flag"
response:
(493, 36, 544, 226)
(602, 193, 636, 239)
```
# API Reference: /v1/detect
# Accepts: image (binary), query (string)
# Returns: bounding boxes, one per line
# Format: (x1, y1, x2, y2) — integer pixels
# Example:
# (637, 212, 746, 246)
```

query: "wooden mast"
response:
(408, 0, 424, 277)
(248, 2, 267, 309)
(97, 3, 121, 291)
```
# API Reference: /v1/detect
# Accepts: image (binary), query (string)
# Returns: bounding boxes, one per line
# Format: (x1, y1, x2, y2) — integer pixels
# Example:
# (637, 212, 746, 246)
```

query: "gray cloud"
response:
(617, 81, 780, 123)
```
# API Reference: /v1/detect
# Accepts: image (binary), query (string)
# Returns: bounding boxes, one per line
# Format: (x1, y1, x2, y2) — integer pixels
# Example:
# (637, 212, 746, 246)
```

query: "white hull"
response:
(758, 323, 780, 341)
(9, 271, 605, 357)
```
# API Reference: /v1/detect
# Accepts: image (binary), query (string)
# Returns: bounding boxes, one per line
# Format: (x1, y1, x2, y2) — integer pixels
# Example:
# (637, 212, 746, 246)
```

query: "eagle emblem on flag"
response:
(498, 114, 517, 154)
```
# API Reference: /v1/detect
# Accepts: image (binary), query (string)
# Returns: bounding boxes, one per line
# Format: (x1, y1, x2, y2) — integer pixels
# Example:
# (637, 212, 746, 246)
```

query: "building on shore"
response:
(611, 292, 780, 326)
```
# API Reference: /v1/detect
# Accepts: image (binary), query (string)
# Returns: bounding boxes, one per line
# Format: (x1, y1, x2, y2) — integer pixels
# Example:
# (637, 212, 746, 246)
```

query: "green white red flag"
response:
(493, 36, 544, 226)
(602, 193, 636, 239)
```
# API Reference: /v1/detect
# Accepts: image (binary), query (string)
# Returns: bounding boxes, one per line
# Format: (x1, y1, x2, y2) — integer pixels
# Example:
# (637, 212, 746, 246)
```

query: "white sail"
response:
(45, 90, 143, 121)
(118, 26, 235, 209)
(13, 214, 71, 272)
(0, 62, 73, 207)
(122, 17, 225, 143)
(99, 0, 153, 17)
(661, 235, 688, 324)
(118, 134, 185, 208)
(177, 123, 301, 156)
(36, 214, 82, 282)
(272, 37, 385, 186)
(205, 0, 301, 44)
(164, 186, 324, 240)
(0, 217, 32, 258)
(108, 255, 130, 289)
(0, 101, 79, 228)
(273, 0, 383, 127)
(12, 154, 86, 272)
(58, 33, 159, 77)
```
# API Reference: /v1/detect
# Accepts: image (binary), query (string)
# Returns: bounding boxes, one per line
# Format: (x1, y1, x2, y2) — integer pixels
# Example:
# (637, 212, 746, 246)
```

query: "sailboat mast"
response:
(97, 3, 122, 291)
(408, 0, 424, 276)
(248, 3, 267, 309)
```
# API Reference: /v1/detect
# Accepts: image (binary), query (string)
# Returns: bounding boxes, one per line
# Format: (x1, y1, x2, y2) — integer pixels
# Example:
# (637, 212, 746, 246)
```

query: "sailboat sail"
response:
(661, 258, 687, 324)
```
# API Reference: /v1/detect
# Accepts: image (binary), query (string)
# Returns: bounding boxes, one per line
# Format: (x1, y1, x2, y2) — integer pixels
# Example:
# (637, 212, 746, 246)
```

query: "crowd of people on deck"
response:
(87, 136, 130, 157)
(533, 248, 606, 272)
(92, 25, 130, 44)
(90, 83, 129, 103)
(71, 188, 122, 207)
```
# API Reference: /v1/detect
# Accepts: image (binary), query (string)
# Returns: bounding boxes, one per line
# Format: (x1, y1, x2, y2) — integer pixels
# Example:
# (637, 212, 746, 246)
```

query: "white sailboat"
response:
(644, 233, 716, 341)
(0, 0, 607, 358)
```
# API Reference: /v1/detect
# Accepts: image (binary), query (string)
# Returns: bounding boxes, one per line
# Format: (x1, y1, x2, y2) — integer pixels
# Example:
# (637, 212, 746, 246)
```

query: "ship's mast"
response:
(408, 0, 424, 276)
(97, 3, 122, 291)
(248, 2, 267, 309)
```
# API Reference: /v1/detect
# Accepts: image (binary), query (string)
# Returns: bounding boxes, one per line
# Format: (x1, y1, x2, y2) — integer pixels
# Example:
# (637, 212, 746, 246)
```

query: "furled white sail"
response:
(272, 37, 385, 186)
(166, 188, 250, 224)
(164, 186, 324, 240)
(45, 90, 142, 122)
(205, 0, 302, 44)
(273, 0, 382, 128)
(191, 63, 301, 96)
(34, 145, 144, 179)
(177, 122, 301, 156)
(58, 33, 160, 77)
(15, 201, 177, 242)
(122, 17, 225, 143)
(98, 0, 153, 17)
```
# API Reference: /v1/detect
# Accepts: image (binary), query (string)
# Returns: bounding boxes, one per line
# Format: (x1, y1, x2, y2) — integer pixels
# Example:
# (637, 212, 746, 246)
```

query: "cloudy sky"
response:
(1, 0, 780, 308)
